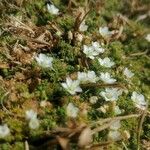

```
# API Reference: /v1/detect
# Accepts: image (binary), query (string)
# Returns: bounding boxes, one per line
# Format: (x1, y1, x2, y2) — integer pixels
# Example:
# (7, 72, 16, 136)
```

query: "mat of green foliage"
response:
(0, 0, 150, 149)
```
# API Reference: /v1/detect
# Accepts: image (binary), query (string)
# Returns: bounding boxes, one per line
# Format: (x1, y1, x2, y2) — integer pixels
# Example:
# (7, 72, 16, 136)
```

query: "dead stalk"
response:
(90, 114, 141, 127)
(8, 16, 34, 33)
(129, 50, 148, 56)
(81, 83, 126, 89)
(92, 121, 114, 135)
(122, 141, 129, 150)
(25, 141, 29, 150)
(137, 105, 148, 150)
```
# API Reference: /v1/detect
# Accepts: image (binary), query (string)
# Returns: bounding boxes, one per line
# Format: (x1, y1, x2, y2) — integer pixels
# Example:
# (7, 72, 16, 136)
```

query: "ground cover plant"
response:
(0, 0, 150, 149)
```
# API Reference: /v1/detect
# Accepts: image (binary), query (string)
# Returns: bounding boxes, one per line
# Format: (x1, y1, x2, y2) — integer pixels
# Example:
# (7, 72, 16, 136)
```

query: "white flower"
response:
(123, 130, 130, 140)
(47, 4, 59, 15)
(25, 109, 37, 120)
(40, 101, 47, 108)
(98, 57, 115, 68)
(77, 71, 99, 83)
(66, 103, 79, 118)
(98, 104, 109, 113)
(83, 42, 105, 59)
(35, 53, 53, 68)
(110, 120, 121, 130)
(108, 130, 121, 141)
(108, 121, 121, 141)
(83, 45, 99, 59)
(79, 21, 88, 32)
(100, 88, 122, 101)
(0, 124, 10, 138)
(145, 34, 150, 42)
(29, 118, 40, 129)
(76, 33, 83, 42)
(114, 106, 121, 115)
(89, 96, 98, 104)
(123, 68, 134, 78)
(61, 77, 82, 95)
(77, 72, 87, 82)
(99, 72, 116, 84)
(91, 42, 105, 53)
(131, 92, 147, 110)
(86, 71, 99, 83)
(26, 110, 39, 129)
(99, 26, 114, 38)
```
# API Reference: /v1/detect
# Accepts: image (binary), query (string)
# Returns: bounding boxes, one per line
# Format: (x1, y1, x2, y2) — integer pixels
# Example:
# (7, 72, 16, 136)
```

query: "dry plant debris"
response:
(0, 0, 150, 149)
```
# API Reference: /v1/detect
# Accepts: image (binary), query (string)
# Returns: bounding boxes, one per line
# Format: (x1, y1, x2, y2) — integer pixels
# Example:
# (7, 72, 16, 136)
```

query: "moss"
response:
(104, 0, 124, 12)
(124, 38, 149, 54)
(143, 117, 150, 139)
(86, 12, 106, 33)
(109, 41, 124, 62)
(41, 59, 68, 82)
(6, 118, 25, 142)
(56, 40, 77, 63)
(12, 142, 24, 150)
(56, 107, 66, 125)
(24, 0, 46, 24)
(57, 15, 74, 31)
(121, 119, 138, 148)
(0, 0, 149, 149)
(41, 118, 56, 129)
(93, 130, 108, 142)
(118, 96, 135, 114)
(0, 68, 13, 78)
(0, 143, 11, 150)
(101, 0, 124, 20)
(16, 82, 29, 93)
(35, 80, 54, 100)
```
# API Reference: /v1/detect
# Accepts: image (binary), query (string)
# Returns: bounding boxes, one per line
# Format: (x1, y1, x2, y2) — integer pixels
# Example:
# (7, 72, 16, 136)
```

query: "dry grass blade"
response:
(78, 127, 92, 148)
(137, 106, 148, 150)
(122, 141, 129, 150)
(90, 141, 112, 149)
(92, 121, 114, 135)
(129, 50, 148, 56)
(81, 83, 127, 89)
(25, 141, 29, 150)
(90, 114, 141, 127)
(8, 16, 34, 33)
(56, 136, 70, 150)
(74, 7, 90, 31)
(0, 63, 9, 69)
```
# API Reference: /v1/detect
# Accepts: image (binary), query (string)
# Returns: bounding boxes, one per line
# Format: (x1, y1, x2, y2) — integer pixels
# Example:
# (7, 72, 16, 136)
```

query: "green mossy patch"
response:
(0, 0, 149, 149)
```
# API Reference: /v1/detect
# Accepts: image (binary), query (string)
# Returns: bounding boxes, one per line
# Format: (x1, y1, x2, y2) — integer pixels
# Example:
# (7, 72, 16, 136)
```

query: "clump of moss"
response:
(0, 143, 12, 150)
(57, 15, 74, 31)
(0, 0, 149, 149)
(109, 41, 124, 61)
(57, 40, 79, 63)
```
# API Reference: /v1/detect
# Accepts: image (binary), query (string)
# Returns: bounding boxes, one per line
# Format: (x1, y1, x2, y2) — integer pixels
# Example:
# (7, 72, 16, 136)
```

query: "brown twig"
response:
(67, 0, 77, 8)
(91, 114, 141, 136)
(78, 9, 91, 31)
(87, 141, 112, 149)
(137, 105, 148, 150)
(92, 121, 114, 135)
(129, 50, 148, 56)
(90, 114, 141, 127)
(68, 0, 72, 9)
(81, 83, 126, 89)
(115, 25, 124, 39)
(122, 141, 129, 150)
(25, 141, 29, 150)
(8, 16, 35, 34)
(48, 21, 63, 35)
